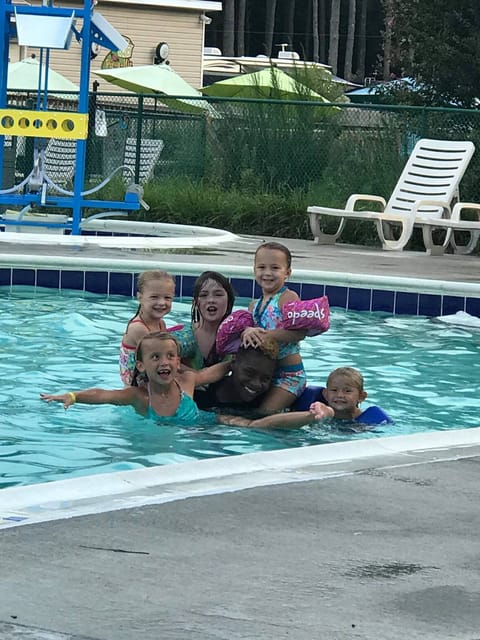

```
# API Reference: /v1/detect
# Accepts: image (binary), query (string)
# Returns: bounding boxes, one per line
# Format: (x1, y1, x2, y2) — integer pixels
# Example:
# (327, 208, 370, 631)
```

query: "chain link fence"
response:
(6, 91, 480, 207)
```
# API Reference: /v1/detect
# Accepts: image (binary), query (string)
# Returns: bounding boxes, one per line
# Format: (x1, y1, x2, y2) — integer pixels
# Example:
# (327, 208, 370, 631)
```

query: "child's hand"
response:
(309, 402, 334, 421)
(241, 326, 267, 348)
(217, 414, 253, 427)
(40, 392, 74, 410)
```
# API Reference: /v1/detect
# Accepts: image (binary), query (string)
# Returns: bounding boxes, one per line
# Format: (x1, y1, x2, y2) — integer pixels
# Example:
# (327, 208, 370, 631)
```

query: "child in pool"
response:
(242, 242, 307, 412)
(44, 332, 230, 422)
(309, 367, 392, 426)
(199, 343, 390, 428)
(216, 362, 394, 429)
(173, 271, 235, 369)
(119, 270, 178, 386)
(41, 331, 334, 429)
(196, 336, 335, 426)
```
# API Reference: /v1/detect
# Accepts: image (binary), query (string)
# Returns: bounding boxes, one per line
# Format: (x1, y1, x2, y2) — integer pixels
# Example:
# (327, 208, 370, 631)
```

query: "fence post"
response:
(86, 81, 102, 178)
(134, 95, 143, 183)
(420, 107, 428, 138)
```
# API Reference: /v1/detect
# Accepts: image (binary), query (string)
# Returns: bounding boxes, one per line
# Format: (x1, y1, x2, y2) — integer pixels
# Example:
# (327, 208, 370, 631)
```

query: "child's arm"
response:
(40, 387, 141, 410)
(194, 360, 231, 387)
(270, 289, 307, 343)
(241, 326, 266, 348)
(123, 321, 149, 348)
(218, 402, 334, 429)
(177, 361, 231, 399)
(242, 289, 307, 347)
(242, 325, 306, 348)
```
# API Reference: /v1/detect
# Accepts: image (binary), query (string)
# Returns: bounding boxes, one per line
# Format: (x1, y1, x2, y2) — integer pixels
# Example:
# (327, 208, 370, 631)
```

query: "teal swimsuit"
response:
(147, 381, 201, 424)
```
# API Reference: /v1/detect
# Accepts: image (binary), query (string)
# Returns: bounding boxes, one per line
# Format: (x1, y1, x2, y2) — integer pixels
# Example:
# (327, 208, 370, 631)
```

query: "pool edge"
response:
(2, 428, 480, 530)
(2, 251, 480, 297)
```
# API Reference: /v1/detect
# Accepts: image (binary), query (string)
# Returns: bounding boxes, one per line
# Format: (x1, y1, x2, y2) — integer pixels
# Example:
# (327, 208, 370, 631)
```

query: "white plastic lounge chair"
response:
(44, 138, 77, 185)
(307, 138, 475, 253)
(123, 137, 165, 184)
(419, 201, 480, 255)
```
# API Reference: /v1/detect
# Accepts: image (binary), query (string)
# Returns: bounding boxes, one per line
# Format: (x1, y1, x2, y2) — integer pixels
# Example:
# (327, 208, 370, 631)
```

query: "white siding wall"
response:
(8, 43, 22, 62)
(25, 2, 205, 91)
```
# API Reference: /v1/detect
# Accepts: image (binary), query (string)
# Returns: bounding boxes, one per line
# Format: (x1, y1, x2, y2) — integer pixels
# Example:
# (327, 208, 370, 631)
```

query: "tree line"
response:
(206, 1, 480, 107)
(206, 0, 385, 83)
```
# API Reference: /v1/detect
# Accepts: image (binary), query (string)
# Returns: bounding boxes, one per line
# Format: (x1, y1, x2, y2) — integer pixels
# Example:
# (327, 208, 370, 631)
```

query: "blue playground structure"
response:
(0, 0, 143, 235)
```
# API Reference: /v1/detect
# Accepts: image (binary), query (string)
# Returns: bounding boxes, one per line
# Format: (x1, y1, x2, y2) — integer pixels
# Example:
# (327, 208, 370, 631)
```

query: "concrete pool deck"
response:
(1, 232, 480, 285)
(1, 431, 480, 640)
(1, 236, 480, 639)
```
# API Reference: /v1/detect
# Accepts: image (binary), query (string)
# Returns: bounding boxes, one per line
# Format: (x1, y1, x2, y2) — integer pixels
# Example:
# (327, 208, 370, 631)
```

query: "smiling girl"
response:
(242, 242, 307, 412)
(41, 332, 333, 430)
(43, 332, 230, 422)
(119, 270, 178, 386)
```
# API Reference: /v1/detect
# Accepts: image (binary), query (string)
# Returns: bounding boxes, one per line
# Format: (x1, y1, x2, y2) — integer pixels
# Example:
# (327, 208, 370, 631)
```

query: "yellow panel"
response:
(0, 109, 88, 139)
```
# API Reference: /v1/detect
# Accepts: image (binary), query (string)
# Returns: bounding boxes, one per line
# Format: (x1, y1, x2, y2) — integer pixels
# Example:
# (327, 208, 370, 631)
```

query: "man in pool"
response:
(40, 331, 333, 430)
(195, 335, 279, 413)
(198, 339, 392, 428)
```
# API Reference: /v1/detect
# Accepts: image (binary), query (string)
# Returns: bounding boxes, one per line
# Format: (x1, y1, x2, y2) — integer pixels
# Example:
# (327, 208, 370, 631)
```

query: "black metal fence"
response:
(6, 91, 480, 205)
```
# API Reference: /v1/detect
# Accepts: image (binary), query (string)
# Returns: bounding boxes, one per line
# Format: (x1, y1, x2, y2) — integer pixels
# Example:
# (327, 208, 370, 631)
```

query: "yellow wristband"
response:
(67, 392, 76, 404)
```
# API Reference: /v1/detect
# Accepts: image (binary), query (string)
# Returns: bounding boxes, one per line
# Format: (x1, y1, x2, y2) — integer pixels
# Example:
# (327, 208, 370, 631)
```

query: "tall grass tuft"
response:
(83, 99, 480, 251)
(207, 97, 341, 193)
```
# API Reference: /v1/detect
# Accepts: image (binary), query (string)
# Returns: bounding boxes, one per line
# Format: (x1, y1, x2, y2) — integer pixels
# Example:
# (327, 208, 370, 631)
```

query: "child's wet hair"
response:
(128, 270, 176, 327)
(326, 367, 364, 391)
(238, 335, 279, 361)
(136, 331, 180, 362)
(132, 331, 180, 385)
(136, 270, 175, 293)
(136, 331, 180, 360)
(191, 270, 235, 324)
(255, 241, 292, 269)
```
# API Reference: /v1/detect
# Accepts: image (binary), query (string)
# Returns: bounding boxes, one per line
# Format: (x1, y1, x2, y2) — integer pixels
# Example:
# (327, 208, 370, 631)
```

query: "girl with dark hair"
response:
(173, 271, 235, 369)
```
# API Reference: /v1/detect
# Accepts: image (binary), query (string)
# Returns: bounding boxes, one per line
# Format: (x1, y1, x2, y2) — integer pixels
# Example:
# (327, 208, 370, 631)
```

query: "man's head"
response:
(230, 336, 279, 403)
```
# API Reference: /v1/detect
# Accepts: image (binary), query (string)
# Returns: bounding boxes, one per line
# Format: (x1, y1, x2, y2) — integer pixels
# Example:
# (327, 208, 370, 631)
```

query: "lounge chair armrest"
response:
(412, 199, 451, 217)
(451, 202, 480, 221)
(345, 194, 386, 210)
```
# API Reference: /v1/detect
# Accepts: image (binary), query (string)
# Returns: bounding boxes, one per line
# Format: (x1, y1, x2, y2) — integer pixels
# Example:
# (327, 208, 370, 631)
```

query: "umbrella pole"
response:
(134, 95, 144, 183)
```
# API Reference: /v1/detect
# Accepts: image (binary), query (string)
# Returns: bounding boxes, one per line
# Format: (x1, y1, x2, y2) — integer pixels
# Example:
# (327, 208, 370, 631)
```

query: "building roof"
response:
(99, 0, 222, 10)
(203, 55, 331, 78)
(202, 55, 360, 90)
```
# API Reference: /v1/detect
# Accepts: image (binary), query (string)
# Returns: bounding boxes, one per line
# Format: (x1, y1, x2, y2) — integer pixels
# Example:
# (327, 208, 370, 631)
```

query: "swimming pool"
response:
(2, 285, 479, 489)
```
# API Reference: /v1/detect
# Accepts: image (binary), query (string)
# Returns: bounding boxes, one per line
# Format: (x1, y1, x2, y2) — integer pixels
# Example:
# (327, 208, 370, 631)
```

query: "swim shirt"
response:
(172, 323, 232, 370)
(171, 323, 205, 370)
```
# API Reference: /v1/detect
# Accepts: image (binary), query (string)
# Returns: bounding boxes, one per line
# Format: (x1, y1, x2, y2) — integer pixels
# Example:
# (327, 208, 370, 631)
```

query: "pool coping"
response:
(2, 251, 480, 298)
(2, 427, 480, 530)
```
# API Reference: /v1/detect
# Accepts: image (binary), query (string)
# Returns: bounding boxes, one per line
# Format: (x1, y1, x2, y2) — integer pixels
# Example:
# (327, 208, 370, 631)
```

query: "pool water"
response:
(1, 286, 479, 488)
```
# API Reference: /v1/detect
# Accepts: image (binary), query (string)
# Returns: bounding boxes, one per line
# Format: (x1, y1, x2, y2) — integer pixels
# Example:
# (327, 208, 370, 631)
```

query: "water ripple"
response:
(1, 286, 479, 488)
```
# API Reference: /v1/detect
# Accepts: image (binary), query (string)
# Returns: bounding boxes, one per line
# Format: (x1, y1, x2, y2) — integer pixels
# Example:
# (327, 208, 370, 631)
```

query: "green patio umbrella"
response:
(8, 57, 79, 94)
(201, 66, 329, 102)
(94, 63, 211, 115)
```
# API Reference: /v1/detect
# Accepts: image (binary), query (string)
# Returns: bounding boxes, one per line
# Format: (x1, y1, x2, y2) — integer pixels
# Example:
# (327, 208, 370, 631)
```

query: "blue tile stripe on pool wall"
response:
(0, 267, 476, 317)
